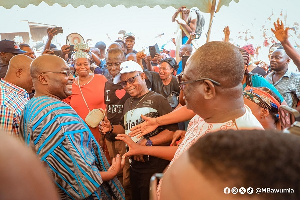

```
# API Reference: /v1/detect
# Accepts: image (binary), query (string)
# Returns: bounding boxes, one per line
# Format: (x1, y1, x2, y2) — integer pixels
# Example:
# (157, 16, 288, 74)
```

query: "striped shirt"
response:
(0, 79, 29, 136)
(19, 96, 125, 200)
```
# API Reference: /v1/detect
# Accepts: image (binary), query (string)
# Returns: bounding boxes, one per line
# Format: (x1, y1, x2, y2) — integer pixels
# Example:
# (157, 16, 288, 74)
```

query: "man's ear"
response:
(260, 108, 269, 119)
(203, 80, 216, 100)
(16, 69, 22, 78)
(38, 74, 48, 85)
(140, 72, 146, 80)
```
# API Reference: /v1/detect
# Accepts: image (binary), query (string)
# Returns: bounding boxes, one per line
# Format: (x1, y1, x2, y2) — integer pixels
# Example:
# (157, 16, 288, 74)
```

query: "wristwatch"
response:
(146, 139, 153, 146)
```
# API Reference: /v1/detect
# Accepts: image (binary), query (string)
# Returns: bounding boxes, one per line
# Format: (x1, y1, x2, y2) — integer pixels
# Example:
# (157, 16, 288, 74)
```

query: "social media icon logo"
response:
(247, 187, 254, 194)
(224, 187, 231, 194)
(239, 187, 246, 194)
(231, 187, 238, 194)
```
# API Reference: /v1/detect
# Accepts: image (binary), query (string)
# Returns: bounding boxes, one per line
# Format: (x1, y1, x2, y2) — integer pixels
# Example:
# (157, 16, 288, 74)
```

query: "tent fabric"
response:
(0, 0, 239, 13)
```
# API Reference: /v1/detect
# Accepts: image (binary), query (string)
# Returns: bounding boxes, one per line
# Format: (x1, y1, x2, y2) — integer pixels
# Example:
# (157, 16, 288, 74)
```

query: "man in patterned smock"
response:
(19, 55, 125, 200)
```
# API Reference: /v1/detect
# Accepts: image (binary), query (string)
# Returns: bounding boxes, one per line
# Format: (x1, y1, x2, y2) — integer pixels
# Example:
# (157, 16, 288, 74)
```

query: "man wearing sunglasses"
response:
(102, 60, 177, 200)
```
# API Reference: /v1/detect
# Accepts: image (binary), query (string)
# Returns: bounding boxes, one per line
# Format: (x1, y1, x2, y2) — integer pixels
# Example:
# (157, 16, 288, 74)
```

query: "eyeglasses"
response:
(176, 73, 221, 90)
(41, 70, 74, 76)
(120, 73, 140, 87)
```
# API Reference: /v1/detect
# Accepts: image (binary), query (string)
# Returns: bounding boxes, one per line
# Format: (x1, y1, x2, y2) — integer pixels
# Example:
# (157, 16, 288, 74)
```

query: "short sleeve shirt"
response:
(265, 70, 300, 108)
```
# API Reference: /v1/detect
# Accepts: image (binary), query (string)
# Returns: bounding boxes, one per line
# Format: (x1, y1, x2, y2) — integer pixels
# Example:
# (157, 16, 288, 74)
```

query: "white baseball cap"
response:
(114, 61, 143, 84)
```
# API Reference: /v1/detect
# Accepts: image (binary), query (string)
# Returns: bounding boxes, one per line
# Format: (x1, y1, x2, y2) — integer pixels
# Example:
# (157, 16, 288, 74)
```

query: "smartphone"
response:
(69, 45, 74, 52)
(149, 43, 160, 58)
(53, 27, 63, 34)
(68, 45, 74, 59)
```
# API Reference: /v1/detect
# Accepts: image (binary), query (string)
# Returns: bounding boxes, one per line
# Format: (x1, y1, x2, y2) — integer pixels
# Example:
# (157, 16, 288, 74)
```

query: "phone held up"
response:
(149, 43, 160, 58)
(53, 27, 63, 34)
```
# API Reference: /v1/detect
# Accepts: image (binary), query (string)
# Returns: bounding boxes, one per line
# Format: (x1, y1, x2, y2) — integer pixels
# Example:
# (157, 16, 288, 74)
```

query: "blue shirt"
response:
(243, 74, 284, 103)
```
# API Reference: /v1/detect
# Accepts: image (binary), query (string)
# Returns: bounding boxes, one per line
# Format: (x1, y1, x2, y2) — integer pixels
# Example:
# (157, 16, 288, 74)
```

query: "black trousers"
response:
(130, 157, 169, 200)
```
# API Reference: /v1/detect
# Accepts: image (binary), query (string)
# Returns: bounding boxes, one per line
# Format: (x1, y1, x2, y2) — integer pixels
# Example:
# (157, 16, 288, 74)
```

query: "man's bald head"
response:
(4, 55, 33, 93)
(31, 55, 74, 99)
(186, 41, 244, 88)
(30, 55, 66, 80)
(180, 44, 193, 57)
(6, 54, 32, 74)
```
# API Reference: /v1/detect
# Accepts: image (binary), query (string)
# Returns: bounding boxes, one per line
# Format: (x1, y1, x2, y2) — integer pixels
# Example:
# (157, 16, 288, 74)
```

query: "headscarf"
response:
(160, 57, 178, 71)
(243, 86, 280, 119)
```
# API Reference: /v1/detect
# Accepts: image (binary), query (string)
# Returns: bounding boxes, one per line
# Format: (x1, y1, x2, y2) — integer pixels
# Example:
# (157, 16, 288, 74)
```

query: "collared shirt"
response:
(0, 79, 29, 136)
(157, 105, 263, 199)
(265, 69, 300, 108)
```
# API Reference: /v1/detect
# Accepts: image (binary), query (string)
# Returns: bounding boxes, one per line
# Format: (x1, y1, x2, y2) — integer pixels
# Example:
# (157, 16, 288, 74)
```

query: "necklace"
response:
(77, 74, 94, 87)
(130, 91, 150, 116)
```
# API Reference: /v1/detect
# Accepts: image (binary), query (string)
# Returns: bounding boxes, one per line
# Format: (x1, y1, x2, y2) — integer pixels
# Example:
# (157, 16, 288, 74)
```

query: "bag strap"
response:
(78, 78, 91, 112)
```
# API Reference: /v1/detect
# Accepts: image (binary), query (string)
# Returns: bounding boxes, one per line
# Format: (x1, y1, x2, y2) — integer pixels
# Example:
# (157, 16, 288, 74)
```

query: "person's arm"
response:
(61, 45, 71, 61)
(129, 105, 195, 137)
(44, 28, 58, 52)
(100, 116, 125, 136)
(143, 129, 174, 146)
(271, 19, 300, 69)
(144, 56, 154, 71)
(136, 51, 146, 68)
(116, 134, 178, 161)
(172, 6, 185, 22)
(0, 106, 17, 136)
(176, 18, 196, 35)
(90, 51, 101, 66)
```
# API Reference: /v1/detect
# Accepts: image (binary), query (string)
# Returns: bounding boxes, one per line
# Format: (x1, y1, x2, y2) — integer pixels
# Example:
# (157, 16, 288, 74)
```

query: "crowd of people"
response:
(0, 6, 299, 200)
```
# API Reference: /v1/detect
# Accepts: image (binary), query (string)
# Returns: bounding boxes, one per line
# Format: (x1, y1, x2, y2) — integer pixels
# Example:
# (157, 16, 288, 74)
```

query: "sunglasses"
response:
(120, 73, 141, 87)
(176, 73, 221, 90)
(41, 70, 74, 76)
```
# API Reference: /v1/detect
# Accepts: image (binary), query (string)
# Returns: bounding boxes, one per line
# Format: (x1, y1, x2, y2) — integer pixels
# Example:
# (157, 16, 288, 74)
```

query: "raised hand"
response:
(47, 28, 59, 40)
(108, 154, 125, 175)
(129, 115, 159, 137)
(115, 134, 144, 158)
(271, 19, 289, 43)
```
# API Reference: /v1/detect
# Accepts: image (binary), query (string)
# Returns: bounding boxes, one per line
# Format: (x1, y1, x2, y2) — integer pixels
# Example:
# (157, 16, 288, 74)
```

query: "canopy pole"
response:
(206, 0, 216, 43)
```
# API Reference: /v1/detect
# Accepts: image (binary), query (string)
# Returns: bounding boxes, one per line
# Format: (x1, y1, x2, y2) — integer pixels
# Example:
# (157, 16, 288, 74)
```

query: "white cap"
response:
(114, 61, 143, 84)
(120, 60, 143, 74)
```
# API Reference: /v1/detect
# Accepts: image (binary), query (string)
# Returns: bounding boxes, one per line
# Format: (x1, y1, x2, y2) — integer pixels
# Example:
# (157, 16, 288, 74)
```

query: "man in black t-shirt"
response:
(103, 48, 132, 200)
(102, 60, 177, 200)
